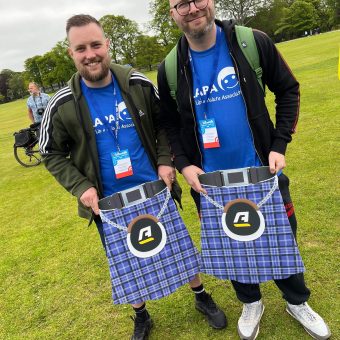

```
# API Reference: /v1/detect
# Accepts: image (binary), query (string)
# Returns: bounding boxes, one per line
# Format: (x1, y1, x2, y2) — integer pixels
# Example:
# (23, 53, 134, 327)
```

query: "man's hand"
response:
(158, 165, 176, 190)
(268, 151, 286, 174)
(181, 165, 206, 193)
(80, 187, 99, 215)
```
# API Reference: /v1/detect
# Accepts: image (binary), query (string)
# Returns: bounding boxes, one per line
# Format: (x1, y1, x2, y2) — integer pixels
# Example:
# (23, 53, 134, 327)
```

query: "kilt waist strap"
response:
(199, 166, 273, 187)
(99, 180, 166, 210)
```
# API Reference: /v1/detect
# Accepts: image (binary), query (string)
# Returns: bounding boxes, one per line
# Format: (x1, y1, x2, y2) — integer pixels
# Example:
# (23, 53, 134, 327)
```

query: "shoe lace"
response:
(241, 303, 258, 322)
(299, 304, 317, 323)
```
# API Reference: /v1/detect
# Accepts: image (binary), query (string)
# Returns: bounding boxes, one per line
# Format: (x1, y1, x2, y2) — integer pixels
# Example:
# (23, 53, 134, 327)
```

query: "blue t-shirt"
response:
(27, 93, 50, 123)
(81, 77, 157, 197)
(190, 28, 261, 172)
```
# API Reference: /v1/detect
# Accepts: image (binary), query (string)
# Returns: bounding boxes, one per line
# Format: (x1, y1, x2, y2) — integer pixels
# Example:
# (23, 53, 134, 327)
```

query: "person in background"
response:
(27, 82, 50, 123)
(157, 0, 331, 339)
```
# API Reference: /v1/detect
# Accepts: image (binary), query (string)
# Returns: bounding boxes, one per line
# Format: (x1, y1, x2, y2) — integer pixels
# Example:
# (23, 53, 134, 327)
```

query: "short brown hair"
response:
(66, 14, 102, 36)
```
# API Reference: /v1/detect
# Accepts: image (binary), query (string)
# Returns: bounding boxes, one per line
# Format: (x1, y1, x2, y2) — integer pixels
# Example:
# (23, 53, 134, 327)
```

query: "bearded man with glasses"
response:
(157, 0, 331, 339)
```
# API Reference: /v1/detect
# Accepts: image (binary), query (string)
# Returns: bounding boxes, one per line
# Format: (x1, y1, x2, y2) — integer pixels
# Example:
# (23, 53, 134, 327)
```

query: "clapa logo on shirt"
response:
(193, 67, 239, 99)
(93, 101, 132, 128)
(217, 67, 239, 90)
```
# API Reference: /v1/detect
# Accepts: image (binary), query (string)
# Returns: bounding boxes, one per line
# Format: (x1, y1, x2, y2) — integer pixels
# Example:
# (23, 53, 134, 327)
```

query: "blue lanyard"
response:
(83, 76, 122, 152)
(189, 27, 222, 119)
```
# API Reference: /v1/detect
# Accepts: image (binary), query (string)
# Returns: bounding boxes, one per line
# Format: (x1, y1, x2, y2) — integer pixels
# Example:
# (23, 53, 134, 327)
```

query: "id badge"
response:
(199, 118, 220, 149)
(111, 149, 133, 179)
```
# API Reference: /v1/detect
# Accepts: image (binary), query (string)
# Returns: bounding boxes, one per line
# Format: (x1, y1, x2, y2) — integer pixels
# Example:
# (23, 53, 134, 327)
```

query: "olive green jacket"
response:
(39, 64, 181, 220)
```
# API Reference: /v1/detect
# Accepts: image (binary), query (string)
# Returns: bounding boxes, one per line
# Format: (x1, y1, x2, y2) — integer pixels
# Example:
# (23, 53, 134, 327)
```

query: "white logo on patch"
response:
(138, 226, 152, 242)
(234, 212, 249, 224)
(217, 67, 238, 90)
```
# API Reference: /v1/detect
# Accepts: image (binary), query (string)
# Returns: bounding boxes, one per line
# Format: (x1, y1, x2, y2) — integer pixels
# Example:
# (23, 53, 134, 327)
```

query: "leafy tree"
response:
(8, 73, 26, 100)
(318, 0, 340, 30)
(37, 52, 57, 89)
(100, 15, 140, 65)
(250, 0, 287, 40)
(0, 69, 15, 102)
(24, 41, 76, 92)
(275, 1, 319, 38)
(149, 0, 182, 52)
(215, 0, 272, 25)
(135, 35, 165, 70)
(24, 56, 43, 87)
(49, 40, 76, 86)
(37, 41, 76, 91)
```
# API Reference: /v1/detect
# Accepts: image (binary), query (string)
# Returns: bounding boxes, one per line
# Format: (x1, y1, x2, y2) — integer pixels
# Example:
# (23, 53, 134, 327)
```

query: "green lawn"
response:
(0, 30, 339, 339)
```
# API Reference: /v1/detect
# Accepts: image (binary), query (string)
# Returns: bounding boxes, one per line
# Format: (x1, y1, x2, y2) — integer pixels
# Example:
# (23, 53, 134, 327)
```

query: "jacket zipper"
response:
(230, 52, 263, 165)
(125, 92, 158, 172)
(183, 65, 203, 168)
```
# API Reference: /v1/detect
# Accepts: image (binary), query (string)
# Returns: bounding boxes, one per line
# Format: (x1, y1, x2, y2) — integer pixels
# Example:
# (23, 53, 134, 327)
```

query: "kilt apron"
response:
(99, 187, 200, 305)
(199, 172, 305, 284)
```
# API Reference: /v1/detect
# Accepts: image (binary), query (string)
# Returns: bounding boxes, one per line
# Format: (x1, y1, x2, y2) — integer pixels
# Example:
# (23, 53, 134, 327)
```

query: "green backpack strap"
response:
(235, 25, 264, 93)
(165, 45, 178, 104)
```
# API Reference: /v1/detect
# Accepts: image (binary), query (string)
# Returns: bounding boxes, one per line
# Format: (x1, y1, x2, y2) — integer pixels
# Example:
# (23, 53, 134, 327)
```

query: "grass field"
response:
(0, 30, 339, 339)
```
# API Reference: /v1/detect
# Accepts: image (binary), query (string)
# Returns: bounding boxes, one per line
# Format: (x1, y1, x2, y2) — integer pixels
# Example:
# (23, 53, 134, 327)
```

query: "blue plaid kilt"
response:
(100, 189, 200, 305)
(200, 177, 305, 284)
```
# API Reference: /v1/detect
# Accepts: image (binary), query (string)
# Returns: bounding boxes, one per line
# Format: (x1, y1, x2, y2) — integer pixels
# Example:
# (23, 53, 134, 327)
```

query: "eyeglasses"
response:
(171, 0, 209, 16)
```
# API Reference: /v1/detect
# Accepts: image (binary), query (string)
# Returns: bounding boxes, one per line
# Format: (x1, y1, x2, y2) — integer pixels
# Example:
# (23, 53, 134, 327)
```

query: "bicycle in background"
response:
(13, 122, 42, 167)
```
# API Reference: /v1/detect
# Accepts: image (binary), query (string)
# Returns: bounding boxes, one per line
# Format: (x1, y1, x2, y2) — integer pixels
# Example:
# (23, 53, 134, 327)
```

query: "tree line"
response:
(0, 0, 338, 103)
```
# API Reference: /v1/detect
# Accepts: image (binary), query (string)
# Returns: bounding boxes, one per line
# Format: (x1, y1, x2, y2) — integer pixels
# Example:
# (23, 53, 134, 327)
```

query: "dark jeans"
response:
(192, 173, 311, 305)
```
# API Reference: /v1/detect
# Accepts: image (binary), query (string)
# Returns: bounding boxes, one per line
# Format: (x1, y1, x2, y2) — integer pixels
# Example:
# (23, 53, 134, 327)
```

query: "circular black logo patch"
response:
(221, 199, 265, 241)
(127, 214, 166, 258)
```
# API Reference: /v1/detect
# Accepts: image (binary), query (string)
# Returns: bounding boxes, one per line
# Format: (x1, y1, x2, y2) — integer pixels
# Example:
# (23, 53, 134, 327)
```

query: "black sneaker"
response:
(195, 294, 227, 329)
(130, 314, 153, 340)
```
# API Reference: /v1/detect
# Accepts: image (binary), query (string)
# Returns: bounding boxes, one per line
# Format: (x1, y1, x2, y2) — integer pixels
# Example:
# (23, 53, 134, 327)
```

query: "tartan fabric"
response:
(100, 188, 200, 305)
(200, 177, 305, 284)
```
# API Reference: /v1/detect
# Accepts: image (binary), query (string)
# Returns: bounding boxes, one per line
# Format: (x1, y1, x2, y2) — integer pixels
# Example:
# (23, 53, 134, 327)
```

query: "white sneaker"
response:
(286, 302, 331, 339)
(237, 300, 264, 340)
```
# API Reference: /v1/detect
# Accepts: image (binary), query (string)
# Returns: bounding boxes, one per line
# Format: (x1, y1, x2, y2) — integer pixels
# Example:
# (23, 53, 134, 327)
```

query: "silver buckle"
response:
(221, 168, 250, 187)
(120, 184, 147, 207)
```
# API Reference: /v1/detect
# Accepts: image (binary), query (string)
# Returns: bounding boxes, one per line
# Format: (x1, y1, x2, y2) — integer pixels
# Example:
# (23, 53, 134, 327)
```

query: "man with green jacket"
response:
(39, 14, 226, 340)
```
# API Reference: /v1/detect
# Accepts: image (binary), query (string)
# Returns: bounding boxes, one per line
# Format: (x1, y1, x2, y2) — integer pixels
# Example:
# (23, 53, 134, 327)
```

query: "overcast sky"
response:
(0, 0, 153, 72)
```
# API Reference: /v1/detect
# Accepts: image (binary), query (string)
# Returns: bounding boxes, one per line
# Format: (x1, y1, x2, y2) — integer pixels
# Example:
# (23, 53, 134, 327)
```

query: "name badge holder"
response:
(199, 118, 220, 149)
(111, 149, 133, 179)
